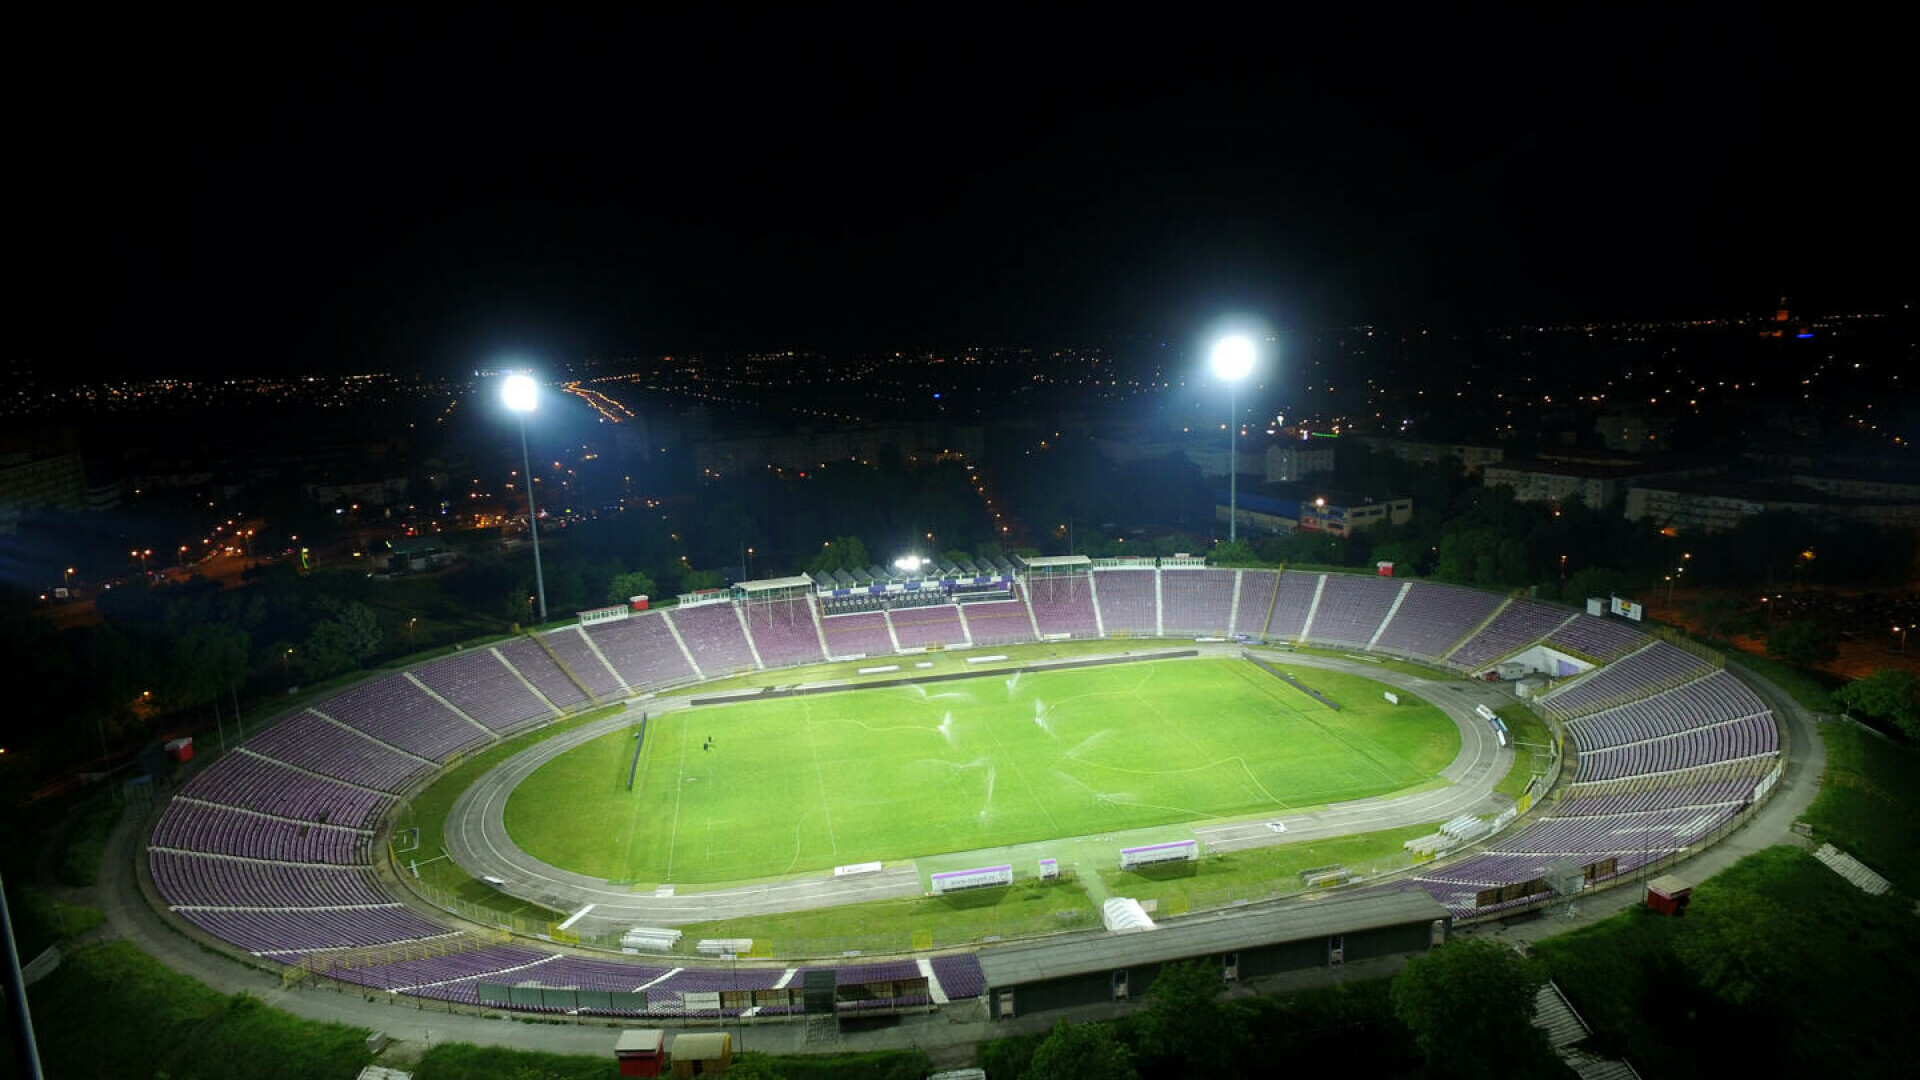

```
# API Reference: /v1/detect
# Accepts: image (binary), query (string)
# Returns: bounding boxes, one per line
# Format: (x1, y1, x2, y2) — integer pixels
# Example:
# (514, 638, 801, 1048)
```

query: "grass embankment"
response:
(1493, 704, 1555, 801)
(667, 877, 1099, 957)
(53, 794, 124, 886)
(391, 704, 628, 924)
(1799, 721, 1920, 892)
(508, 658, 1458, 885)
(25, 940, 374, 1080)
(1721, 650, 1837, 713)
(1276, 644, 1458, 681)
(413, 1044, 930, 1080)
(1536, 846, 1920, 1079)
(1097, 824, 1440, 913)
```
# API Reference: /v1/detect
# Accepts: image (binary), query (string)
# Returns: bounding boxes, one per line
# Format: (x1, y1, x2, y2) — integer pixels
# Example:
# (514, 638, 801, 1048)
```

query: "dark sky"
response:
(16, 14, 1912, 377)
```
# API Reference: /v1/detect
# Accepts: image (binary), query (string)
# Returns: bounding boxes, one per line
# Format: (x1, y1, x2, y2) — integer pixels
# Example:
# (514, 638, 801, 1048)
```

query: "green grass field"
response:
(506, 657, 1459, 884)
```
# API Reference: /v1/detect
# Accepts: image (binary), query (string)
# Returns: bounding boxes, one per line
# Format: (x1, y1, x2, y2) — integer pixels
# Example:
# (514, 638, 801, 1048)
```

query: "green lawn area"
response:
(508, 657, 1459, 885)
(1536, 845, 1920, 1080)
(666, 876, 1100, 956)
(1097, 823, 1440, 912)
(390, 704, 626, 923)
(1799, 720, 1920, 892)
(1494, 703, 1555, 800)
(25, 941, 373, 1080)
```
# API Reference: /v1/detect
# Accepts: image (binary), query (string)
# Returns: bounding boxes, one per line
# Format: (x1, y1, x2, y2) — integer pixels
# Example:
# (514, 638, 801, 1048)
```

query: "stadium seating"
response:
(1547, 613, 1648, 661)
(586, 612, 699, 690)
(411, 648, 556, 734)
(1266, 572, 1321, 640)
(241, 710, 432, 793)
(889, 604, 968, 649)
(1160, 568, 1238, 637)
(1027, 575, 1100, 637)
(1090, 570, 1157, 635)
(1443, 598, 1572, 671)
(150, 850, 390, 908)
(1370, 582, 1504, 660)
(180, 751, 391, 829)
(1538, 642, 1716, 719)
(316, 675, 492, 762)
(498, 637, 593, 709)
(931, 953, 987, 999)
(741, 602, 827, 668)
(1303, 573, 1401, 647)
(1232, 570, 1279, 639)
(535, 625, 628, 699)
(177, 906, 455, 957)
(147, 567, 1781, 1012)
(666, 604, 758, 675)
(960, 592, 1037, 646)
(820, 611, 894, 657)
(151, 800, 364, 864)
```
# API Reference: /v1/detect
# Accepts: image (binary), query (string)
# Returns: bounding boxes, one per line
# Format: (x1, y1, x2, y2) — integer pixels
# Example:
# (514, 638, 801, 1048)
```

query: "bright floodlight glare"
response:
(501, 373, 538, 413)
(1210, 335, 1255, 381)
(893, 554, 924, 573)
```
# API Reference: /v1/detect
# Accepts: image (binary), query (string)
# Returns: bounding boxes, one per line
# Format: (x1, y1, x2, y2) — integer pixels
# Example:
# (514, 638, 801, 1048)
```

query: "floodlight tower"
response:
(1211, 336, 1256, 545)
(501, 373, 548, 623)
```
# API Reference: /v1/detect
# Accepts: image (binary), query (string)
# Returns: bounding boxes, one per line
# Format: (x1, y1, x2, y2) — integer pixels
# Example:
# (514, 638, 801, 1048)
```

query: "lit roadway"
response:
(439, 646, 1518, 938)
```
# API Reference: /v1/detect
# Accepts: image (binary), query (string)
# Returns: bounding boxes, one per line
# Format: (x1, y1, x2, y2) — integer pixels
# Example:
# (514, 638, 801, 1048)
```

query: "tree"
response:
(808, 536, 871, 575)
(605, 570, 659, 606)
(1836, 669, 1920, 739)
(1209, 539, 1260, 566)
(168, 623, 251, 708)
(1022, 1021, 1136, 1080)
(1135, 959, 1248, 1077)
(1390, 938, 1553, 1079)
(1767, 620, 1838, 667)
(301, 601, 383, 677)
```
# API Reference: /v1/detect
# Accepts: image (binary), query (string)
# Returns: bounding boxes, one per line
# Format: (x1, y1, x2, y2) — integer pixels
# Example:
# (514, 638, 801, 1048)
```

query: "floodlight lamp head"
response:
(1210, 335, 1255, 381)
(893, 554, 924, 573)
(501, 373, 538, 413)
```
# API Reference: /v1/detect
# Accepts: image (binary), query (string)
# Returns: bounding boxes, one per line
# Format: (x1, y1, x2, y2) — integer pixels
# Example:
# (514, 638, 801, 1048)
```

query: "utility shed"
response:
(979, 889, 1448, 1020)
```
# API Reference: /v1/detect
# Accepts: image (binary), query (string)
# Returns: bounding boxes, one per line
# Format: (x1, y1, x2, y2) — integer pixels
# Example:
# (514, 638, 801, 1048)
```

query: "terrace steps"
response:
(733, 603, 766, 669)
(660, 611, 706, 681)
(310, 709, 438, 767)
(492, 645, 564, 716)
(527, 630, 600, 703)
(404, 672, 497, 737)
(1438, 596, 1512, 667)
(232, 748, 394, 797)
(171, 796, 376, 834)
(571, 625, 632, 692)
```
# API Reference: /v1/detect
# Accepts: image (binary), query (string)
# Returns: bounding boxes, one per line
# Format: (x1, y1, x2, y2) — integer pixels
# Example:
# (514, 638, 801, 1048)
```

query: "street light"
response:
(1210, 335, 1256, 545)
(1894, 625, 1911, 655)
(501, 373, 548, 623)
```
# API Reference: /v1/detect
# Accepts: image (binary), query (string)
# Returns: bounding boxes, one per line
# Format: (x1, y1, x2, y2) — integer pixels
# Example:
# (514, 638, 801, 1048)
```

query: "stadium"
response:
(137, 557, 1787, 1025)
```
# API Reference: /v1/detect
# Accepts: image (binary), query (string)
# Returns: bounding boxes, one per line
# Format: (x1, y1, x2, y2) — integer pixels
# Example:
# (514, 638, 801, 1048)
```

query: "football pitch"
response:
(504, 657, 1460, 885)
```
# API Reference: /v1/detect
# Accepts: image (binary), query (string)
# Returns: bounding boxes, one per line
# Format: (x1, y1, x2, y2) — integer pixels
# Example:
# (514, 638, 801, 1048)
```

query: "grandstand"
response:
(1024, 555, 1099, 637)
(143, 558, 1782, 1021)
(1159, 567, 1237, 637)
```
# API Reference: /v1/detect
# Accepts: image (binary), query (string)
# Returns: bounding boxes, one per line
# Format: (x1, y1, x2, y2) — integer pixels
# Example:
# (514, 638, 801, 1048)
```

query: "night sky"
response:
(17, 15, 1911, 377)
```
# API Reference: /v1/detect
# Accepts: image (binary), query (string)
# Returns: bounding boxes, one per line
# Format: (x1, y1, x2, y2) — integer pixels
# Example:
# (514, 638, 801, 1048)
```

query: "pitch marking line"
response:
(663, 717, 689, 881)
(800, 698, 841, 856)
